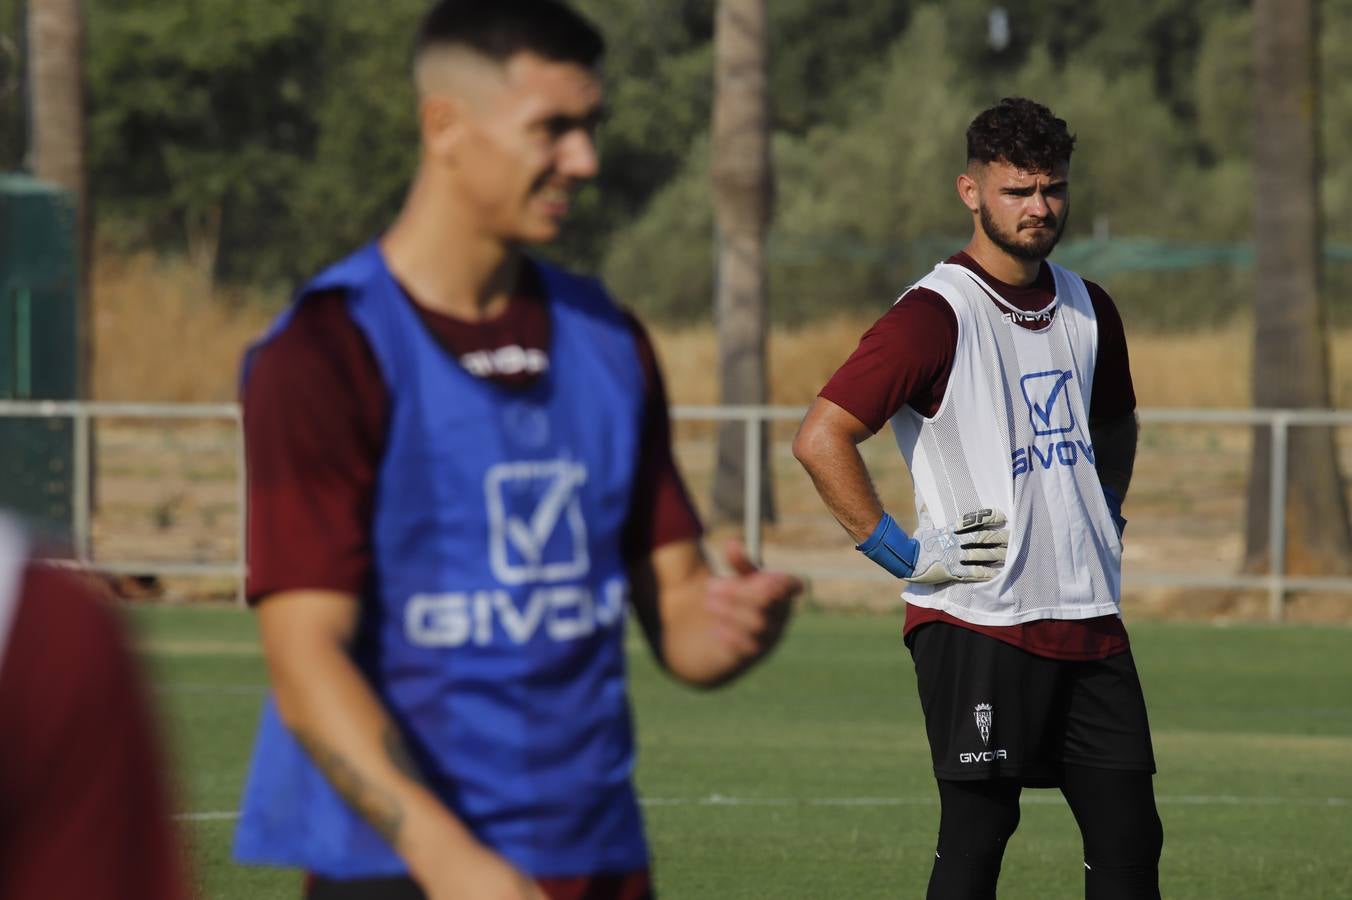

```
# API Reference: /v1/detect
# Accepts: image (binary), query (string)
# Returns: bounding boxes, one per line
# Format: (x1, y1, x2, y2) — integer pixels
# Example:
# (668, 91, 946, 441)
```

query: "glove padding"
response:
(858, 508, 1009, 584)
(908, 507, 1010, 584)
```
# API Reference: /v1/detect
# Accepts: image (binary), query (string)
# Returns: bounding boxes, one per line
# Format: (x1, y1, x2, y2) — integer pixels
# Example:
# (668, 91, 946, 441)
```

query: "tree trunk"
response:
(711, 0, 775, 528)
(1245, 0, 1352, 575)
(28, 0, 89, 400)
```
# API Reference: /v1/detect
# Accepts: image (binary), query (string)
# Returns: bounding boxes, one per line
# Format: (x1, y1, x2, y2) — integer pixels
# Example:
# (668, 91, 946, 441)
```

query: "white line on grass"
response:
(642, 793, 1350, 809)
(175, 792, 1349, 822)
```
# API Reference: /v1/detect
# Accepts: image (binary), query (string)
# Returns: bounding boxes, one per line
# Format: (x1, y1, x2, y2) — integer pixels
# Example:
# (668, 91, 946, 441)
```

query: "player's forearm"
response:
(631, 553, 737, 687)
(258, 598, 481, 883)
(630, 543, 783, 689)
(275, 663, 465, 863)
(793, 420, 885, 542)
(1089, 411, 1139, 497)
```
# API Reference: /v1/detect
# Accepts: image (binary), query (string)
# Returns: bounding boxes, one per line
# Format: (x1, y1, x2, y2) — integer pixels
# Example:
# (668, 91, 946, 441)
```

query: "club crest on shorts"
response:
(974, 703, 993, 746)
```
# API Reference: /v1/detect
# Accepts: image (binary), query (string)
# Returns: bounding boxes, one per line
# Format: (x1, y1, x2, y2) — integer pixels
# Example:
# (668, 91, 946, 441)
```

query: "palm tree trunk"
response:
(1245, 0, 1352, 575)
(711, 0, 775, 527)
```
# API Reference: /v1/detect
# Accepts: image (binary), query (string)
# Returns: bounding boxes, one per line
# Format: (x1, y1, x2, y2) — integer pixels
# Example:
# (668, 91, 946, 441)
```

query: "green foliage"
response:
(606, 4, 1275, 328)
(570, 0, 916, 270)
(561, 2, 715, 266)
(1194, 7, 1251, 162)
(274, 1, 423, 280)
(936, 0, 1248, 122)
(607, 9, 969, 324)
(1002, 49, 1199, 239)
(764, 0, 914, 134)
(85, 0, 428, 285)
(1320, 0, 1352, 246)
(0, 0, 21, 171)
(63, 0, 1352, 327)
(601, 136, 714, 322)
(87, 0, 327, 272)
(770, 8, 975, 320)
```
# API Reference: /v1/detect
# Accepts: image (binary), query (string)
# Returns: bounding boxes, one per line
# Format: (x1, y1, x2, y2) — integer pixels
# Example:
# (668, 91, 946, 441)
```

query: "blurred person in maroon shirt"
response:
(0, 514, 189, 900)
(795, 98, 1162, 899)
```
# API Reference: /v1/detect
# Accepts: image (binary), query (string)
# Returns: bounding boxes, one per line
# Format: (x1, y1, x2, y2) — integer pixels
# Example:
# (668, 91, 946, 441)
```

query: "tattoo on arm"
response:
(295, 729, 404, 845)
(383, 726, 428, 786)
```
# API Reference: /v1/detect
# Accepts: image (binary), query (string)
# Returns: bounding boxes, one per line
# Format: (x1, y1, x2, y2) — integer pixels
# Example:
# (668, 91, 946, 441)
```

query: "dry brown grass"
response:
(92, 252, 275, 402)
(650, 317, 1352, 409)
(1126, 324, 1352, 409)
(647, 316, 874, 406)
(90, 252, 1352, 409)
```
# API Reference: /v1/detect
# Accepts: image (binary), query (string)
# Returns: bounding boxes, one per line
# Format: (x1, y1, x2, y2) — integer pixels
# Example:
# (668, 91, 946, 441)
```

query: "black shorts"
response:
(907, 621, 1156, 785)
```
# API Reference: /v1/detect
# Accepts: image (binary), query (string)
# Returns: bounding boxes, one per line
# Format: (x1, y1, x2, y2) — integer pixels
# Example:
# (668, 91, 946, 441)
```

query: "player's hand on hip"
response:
(703, 538, 801, 660)
(908, 507, 1009, 585)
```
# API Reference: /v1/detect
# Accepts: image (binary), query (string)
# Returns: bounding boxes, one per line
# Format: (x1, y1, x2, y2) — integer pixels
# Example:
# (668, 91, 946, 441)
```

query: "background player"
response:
(0, 513, 189, 900)
(233, 3, 801, 898)
(793, 97, 1162, 899)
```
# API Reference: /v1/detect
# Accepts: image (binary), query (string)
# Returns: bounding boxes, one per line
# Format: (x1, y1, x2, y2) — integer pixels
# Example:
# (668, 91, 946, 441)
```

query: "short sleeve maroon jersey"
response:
(242, 259, 702, 602)
(820, 253, 1136, 660)
(0, 567, 190, 900)
(821, 252, 1135, 428)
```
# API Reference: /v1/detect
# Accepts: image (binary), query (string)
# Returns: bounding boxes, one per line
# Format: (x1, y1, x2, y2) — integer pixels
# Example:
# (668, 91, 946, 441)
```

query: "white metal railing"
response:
(2, 400, 1351, 621)
(0, 400, 246, 599)
(1134, 407, 1352, 620)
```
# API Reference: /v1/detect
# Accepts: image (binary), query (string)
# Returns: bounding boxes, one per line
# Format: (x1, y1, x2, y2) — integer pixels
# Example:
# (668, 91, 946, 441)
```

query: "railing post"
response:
(744, 411, 762, 566)
(1267, 412, 1289, 622)
(72, 408, 90, 561)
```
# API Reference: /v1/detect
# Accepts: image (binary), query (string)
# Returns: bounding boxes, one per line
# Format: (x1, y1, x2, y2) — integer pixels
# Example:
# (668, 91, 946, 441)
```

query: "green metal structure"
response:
(0, 173, 78, 541)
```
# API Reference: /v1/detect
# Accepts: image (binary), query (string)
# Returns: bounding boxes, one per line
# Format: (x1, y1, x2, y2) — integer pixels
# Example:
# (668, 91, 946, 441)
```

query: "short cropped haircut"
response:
(966, 98, 1076, 172)
(415, 0, 605, 68)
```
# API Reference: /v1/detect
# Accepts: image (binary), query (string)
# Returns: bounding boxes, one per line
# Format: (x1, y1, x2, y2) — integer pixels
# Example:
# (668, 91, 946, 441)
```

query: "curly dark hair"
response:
(966, 98, 1076, 171)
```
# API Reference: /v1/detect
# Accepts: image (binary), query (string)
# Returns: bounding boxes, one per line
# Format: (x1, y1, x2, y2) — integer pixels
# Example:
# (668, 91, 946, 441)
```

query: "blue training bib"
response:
(234, 244, 650, 879)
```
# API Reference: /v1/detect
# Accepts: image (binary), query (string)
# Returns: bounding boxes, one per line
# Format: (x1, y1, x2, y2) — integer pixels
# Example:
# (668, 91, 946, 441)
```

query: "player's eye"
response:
(543, 117, 574, 138)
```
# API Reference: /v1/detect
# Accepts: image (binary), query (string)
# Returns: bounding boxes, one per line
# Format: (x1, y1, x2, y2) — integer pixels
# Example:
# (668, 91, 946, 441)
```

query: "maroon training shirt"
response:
(820, 252, 1135, 660)
(0, 566, 189, 900)
(242, 260, 702, 603)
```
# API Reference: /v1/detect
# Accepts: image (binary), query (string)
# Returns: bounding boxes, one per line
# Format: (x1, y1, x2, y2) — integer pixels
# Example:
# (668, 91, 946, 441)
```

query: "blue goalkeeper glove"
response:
(1103, 485, 1127, 538)
(857, 508, 1009, 584)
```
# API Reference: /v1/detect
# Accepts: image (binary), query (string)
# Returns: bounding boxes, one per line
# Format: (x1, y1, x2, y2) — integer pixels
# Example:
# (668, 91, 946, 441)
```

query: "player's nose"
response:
(559, 129, 600, 180)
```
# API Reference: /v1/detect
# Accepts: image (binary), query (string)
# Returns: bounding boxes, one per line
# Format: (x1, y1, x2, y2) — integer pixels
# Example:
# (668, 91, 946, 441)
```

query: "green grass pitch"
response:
(128, 606, 1352, 899)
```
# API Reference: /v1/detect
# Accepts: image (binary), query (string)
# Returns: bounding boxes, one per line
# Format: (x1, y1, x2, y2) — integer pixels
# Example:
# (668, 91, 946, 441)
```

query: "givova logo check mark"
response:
(1019, 370, 1076, 436)
(486, 460, 590, 585)
(503, 465, 586, 566)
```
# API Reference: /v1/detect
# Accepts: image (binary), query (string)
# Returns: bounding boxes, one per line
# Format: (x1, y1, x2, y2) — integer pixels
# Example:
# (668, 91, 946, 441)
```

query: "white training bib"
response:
(0, 515, 29, 674)
(889, 262, 1123, 625)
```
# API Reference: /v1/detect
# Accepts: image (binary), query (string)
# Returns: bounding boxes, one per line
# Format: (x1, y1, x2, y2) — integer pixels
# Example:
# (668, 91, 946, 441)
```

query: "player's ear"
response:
(956, 169, 981, 214)
(420, 95, 466, 164)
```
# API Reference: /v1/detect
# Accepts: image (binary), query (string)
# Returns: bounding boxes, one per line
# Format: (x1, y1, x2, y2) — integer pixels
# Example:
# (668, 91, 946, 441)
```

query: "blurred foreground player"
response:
(232, 2, 801, 898)
(794, 98, 1162, 898)
(0, 514, 189, 900)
